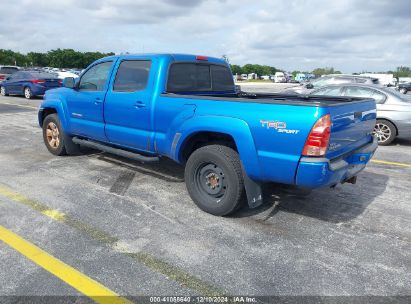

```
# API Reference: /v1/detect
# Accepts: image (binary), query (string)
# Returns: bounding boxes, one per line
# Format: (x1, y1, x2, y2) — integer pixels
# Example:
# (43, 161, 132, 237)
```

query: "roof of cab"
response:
(94, 53, 228, 65)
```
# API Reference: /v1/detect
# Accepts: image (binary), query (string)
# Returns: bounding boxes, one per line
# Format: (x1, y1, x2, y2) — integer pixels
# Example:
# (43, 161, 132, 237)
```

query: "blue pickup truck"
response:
(38, 54, 378, 216)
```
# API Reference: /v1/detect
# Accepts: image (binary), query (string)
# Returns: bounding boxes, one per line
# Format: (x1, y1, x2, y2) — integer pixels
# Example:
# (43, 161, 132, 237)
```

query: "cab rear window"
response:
(167, 63, 234, 92)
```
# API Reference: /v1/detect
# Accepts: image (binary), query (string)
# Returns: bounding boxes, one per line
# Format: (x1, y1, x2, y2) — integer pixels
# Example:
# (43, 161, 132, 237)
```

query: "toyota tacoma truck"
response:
(38, 54, 378, 216)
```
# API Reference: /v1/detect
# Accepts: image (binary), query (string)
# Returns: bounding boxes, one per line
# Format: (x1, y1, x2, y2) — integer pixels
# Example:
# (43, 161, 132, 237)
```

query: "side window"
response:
(113, 60, 151, 92)
(167, 63, 211, 92)
(371, 91, 387, 104)
(211, 65, 235, 91)
(312, 87, 343, 96)
(344, 87, 374, 97)
(79, 61, 112, 91)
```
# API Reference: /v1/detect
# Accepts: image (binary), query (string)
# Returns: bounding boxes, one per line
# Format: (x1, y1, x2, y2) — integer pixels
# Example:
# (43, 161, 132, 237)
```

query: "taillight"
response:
(31, 79, 46, 84)
(302, 114, 331, 157)
(0, 75, 5, 80)
(58, 80, 62, 85)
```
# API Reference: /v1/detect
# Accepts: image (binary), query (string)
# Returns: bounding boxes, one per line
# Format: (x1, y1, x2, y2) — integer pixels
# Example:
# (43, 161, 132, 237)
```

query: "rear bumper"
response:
(31, 85, 59, 96)
(295, 137, 378, 188)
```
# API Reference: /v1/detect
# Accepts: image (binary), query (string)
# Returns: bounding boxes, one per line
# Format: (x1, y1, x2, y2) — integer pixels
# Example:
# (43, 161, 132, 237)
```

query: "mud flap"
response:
(241, 163, 263, 209)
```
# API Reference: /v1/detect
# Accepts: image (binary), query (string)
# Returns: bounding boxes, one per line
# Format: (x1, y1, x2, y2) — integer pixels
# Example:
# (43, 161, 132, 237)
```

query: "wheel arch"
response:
(174, 116, 261, 180)
(38, 103, 70, 132)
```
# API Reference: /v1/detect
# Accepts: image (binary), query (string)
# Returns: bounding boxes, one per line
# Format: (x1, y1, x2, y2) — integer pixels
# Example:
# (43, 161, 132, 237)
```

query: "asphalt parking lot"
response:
(0, 88, 410, 300)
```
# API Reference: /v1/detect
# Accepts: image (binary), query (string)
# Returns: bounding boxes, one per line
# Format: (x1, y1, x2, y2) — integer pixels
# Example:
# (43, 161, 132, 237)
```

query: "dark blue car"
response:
(0, 70, 61, 99)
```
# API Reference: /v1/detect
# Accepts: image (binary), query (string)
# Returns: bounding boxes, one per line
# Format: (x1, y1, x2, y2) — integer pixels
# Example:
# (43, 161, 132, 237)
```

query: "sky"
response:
(1, 0, 410, 73)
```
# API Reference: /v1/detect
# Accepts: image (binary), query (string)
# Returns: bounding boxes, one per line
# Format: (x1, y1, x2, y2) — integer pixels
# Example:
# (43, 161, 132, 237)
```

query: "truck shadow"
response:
(234, 170, 389, 223)
(88, 149, 389, 223)
(95, 152, 185, 183)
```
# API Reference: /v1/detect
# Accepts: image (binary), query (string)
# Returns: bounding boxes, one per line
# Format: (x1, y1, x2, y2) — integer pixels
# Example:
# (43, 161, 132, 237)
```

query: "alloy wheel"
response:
(46, 122, 60, 149)
(373, 123, 391, 143)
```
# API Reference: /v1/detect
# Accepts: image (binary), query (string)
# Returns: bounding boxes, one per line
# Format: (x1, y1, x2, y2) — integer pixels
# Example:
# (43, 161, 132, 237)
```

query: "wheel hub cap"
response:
(196, 163, 226, 198)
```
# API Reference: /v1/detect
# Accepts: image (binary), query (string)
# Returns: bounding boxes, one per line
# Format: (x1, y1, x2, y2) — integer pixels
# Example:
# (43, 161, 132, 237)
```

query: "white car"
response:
(54, 71, 79, 80)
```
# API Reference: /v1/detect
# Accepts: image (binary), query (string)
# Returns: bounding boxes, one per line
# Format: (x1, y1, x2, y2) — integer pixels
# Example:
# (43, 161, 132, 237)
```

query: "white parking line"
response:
(0, 102, 37, 110)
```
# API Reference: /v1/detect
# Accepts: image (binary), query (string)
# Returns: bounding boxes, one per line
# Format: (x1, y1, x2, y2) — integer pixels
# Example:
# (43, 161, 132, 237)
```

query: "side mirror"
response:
(63, 77, 75, 89)
(306, 83, 314, 89)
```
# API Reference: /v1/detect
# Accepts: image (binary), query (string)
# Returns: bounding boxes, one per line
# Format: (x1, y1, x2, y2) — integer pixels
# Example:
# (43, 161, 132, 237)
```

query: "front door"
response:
(104, 59, 153, 151)
(66, 60, 115, 141)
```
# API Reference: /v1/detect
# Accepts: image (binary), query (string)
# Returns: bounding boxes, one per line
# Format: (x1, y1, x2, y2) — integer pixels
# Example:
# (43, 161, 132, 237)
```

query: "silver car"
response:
(286, 75, 379, 94)
(311, 83, 411, 145)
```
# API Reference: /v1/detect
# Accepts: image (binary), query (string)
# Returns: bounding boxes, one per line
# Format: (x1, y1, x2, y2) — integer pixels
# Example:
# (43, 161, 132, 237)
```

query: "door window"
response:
(79, 61, 112, 91)
(113, 60, 151, 92)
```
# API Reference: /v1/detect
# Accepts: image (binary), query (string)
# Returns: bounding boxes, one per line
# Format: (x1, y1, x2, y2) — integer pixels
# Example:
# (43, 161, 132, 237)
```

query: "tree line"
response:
(2, 49, 410, 79)
(230, 64, 279, 76)
(0, 49, 114, 69)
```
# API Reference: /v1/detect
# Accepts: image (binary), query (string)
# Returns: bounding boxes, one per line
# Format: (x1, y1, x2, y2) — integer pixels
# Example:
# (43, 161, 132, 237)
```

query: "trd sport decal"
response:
(260, 120, 300, 134)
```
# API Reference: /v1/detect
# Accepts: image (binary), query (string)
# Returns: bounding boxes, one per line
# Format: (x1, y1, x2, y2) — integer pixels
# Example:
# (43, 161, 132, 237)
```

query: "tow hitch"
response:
(344, 176, 357, 184)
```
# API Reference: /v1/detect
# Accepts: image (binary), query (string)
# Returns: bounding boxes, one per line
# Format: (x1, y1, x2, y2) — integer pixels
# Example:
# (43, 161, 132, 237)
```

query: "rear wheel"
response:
(184, 145, 245, 216)
(0, 86, 7, 96)
(24, 87, 33, 99)
(374, 119, 396, 146)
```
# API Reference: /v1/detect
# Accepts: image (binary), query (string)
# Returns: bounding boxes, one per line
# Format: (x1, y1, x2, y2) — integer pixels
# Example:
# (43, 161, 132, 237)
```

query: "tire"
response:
(24, 87, 33, 99)
(42, 114, 80, 156)
(399, 88, 407, 94)
(184, 144, 245, 216)
(0, 86, 8, 96)
(373, 119, 396, 146)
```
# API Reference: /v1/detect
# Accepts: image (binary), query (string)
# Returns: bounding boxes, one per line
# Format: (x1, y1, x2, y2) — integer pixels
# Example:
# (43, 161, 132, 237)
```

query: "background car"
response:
(311, 83, 411, 145)
(0, 65, 20, 83)
(285, 75, 379, 94)
(397, 82, 411, 94)
(52, 71, 80, 80)
(273, 71, 287, 83)
(0, 70, 61, 99)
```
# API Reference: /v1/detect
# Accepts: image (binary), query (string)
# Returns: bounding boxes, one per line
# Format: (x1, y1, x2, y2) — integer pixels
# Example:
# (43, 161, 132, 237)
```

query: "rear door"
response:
(104, 59, 153, 151)
(66, 60, 114, 141)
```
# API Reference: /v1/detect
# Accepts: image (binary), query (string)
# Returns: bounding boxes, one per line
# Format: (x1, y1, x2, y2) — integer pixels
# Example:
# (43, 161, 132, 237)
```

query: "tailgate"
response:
(326, 99, 376, 159)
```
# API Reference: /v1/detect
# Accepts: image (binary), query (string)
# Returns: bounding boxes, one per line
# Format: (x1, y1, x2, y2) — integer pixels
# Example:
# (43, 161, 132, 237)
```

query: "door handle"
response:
(134, 101, 146, 108)
(94, 98, 103, 105)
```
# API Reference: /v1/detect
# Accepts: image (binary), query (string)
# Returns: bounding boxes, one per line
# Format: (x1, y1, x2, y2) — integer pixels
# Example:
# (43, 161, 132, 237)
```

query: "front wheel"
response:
(374, 120, 396, 146)
(399, 88, 408, 94)
(24, 87, 33, 99)
(184, 145, 245, 216)
(43, 114, 67, 155)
